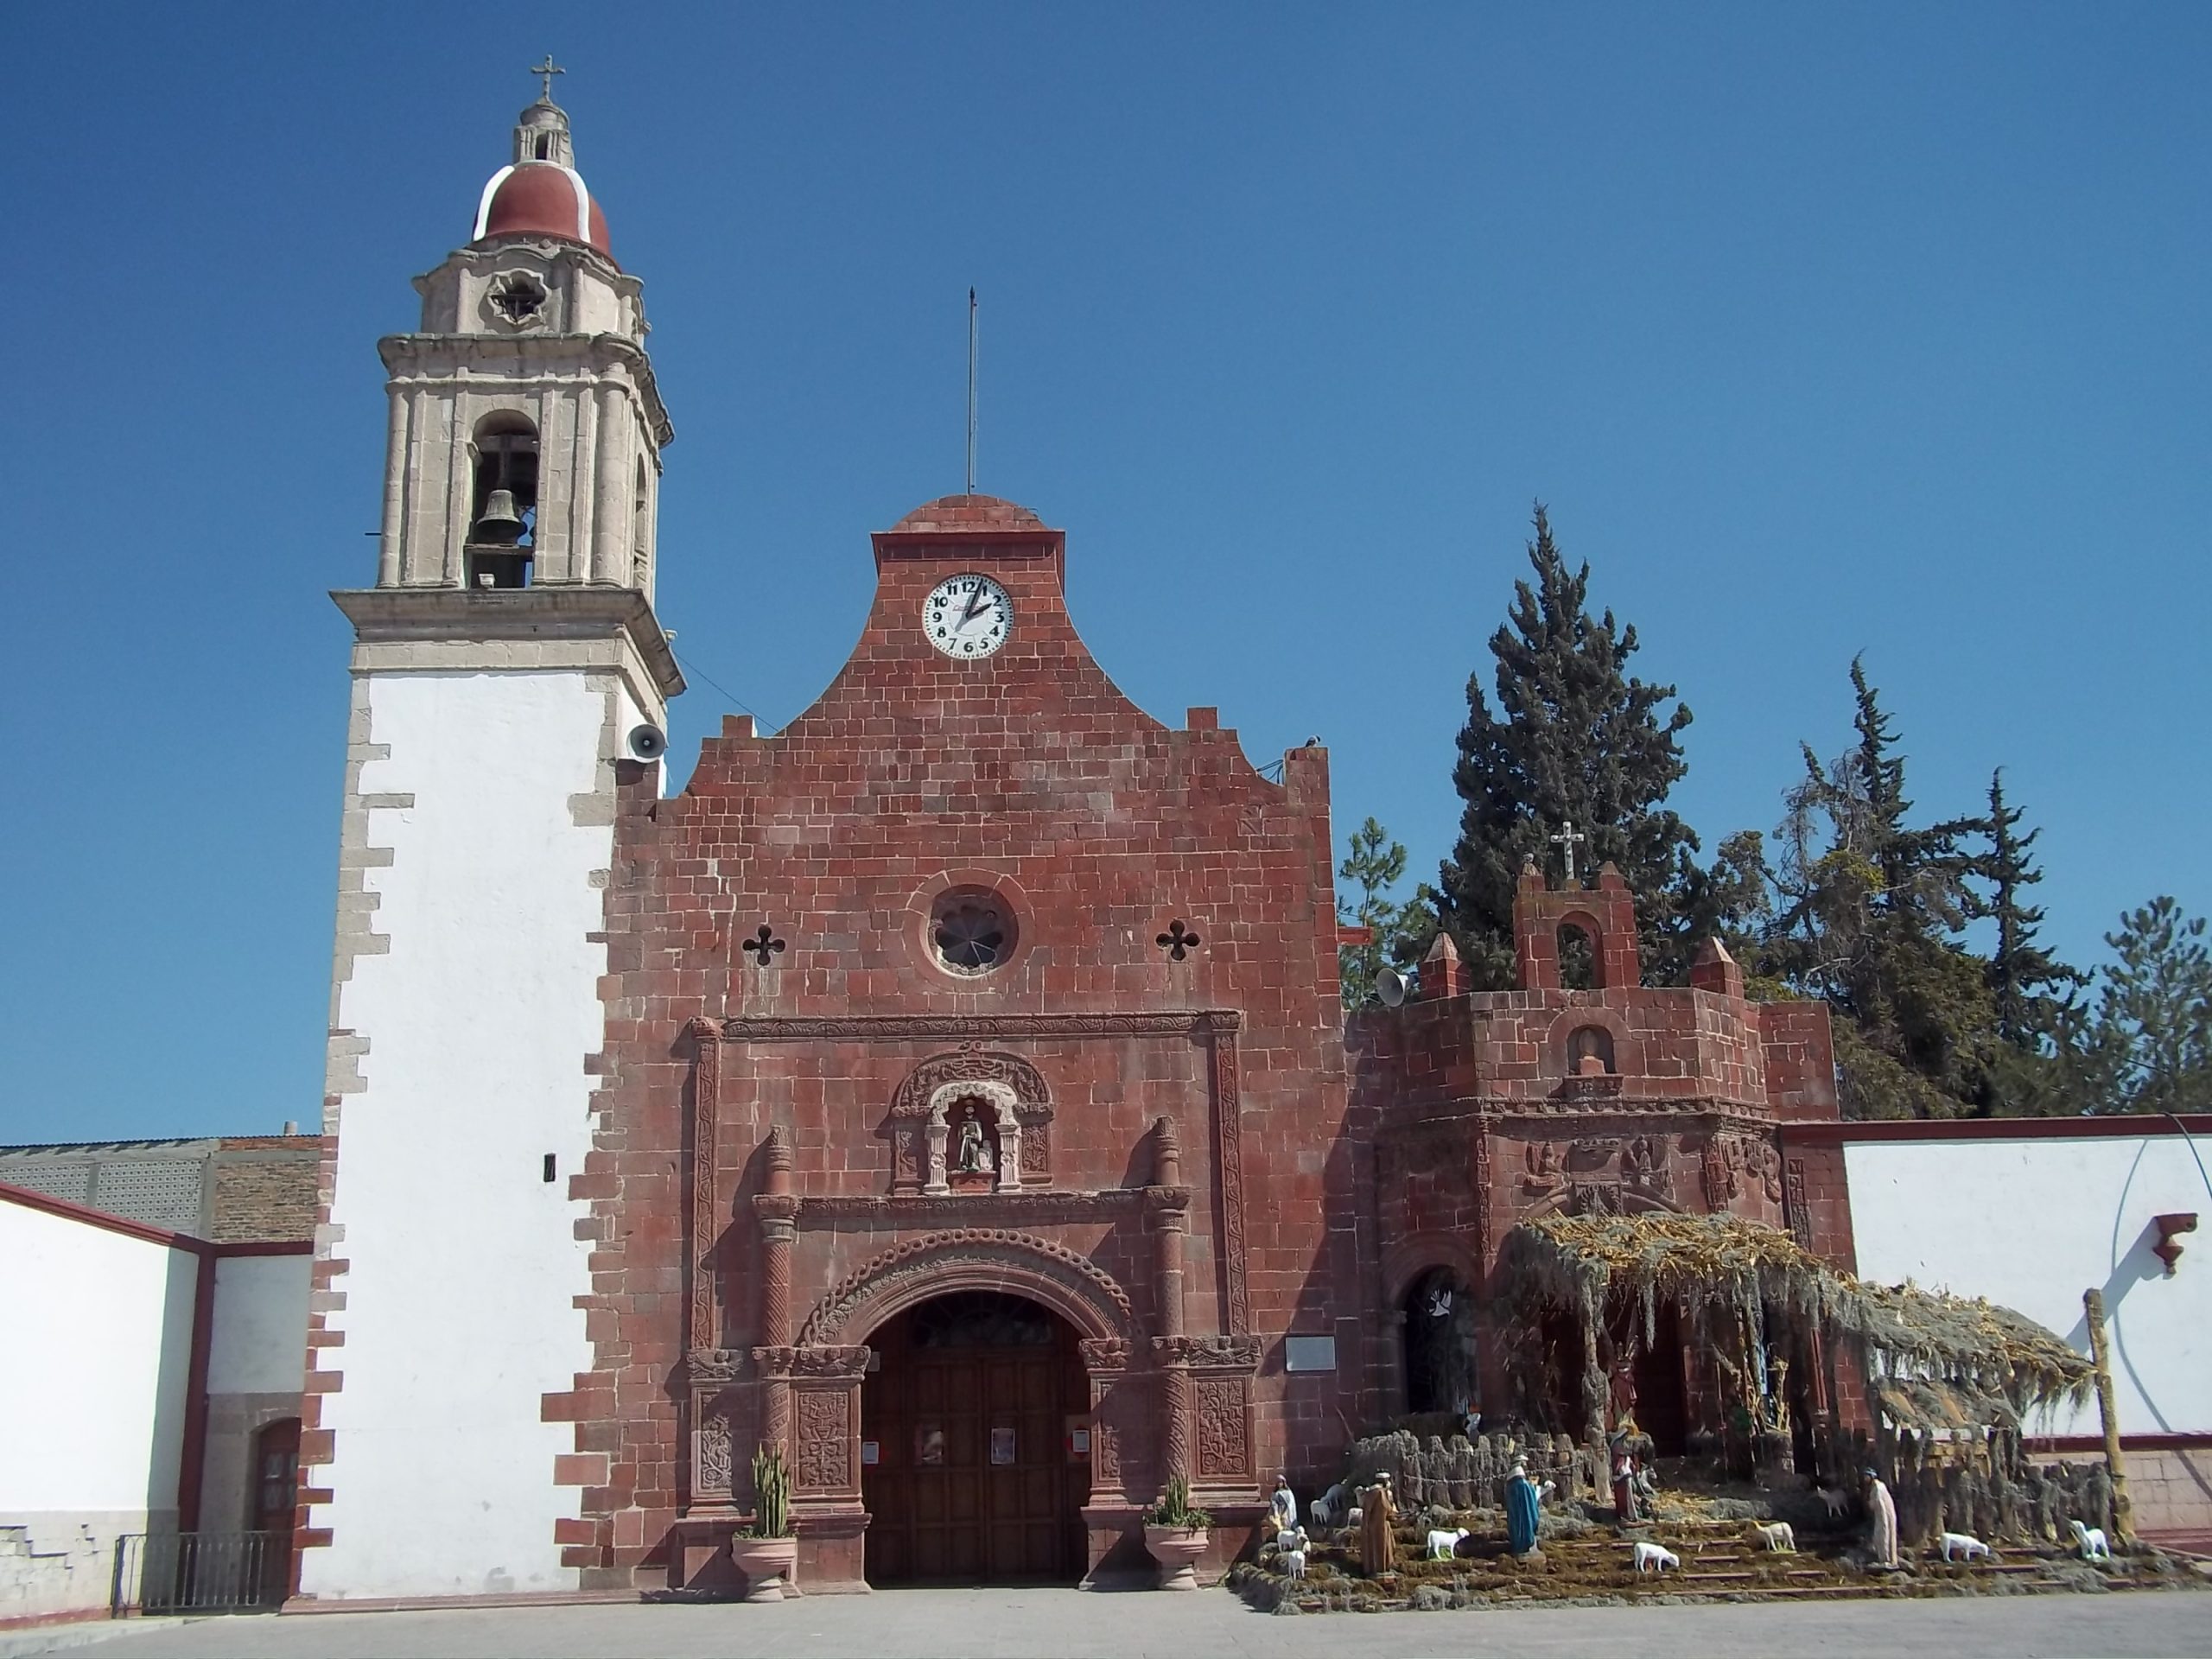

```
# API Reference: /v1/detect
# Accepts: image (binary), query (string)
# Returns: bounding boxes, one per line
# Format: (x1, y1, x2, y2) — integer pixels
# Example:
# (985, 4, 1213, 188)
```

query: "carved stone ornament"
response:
(752, 1344, 872, 1380)
(1150, 1333, 1263, 1372)
(485, 270, 549, 328)
(797, 1389, 852, 1491)
(797, 1228, 1135, 1346)
(1194, 1376, 1252, 1479)
(685, 1348, 746, 1387)
(889, 1049, 1053, 1193)
(1079, 1337, 1132, 1373)
(695, 1406, 734, 1499)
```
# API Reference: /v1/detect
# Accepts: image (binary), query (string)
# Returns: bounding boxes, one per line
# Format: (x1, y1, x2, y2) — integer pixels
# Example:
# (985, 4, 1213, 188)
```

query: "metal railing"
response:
(111, 1530, 287, 1615)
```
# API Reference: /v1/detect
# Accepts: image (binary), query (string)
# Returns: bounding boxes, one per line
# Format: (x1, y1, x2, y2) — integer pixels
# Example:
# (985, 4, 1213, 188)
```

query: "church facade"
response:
(298, 89, 1847, 1603)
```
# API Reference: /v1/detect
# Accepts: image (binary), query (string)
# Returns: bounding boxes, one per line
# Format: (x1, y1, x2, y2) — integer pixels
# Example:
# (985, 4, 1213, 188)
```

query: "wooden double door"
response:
(861, 1292, 1089, 1585)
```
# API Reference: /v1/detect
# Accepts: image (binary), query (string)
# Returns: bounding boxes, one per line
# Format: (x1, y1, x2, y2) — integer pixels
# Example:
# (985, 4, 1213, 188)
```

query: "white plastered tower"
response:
(302, 86, 682, 1602)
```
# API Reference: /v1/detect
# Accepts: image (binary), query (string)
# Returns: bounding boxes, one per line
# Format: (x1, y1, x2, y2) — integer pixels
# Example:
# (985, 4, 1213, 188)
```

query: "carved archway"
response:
(796, 1228, 1135, 1349)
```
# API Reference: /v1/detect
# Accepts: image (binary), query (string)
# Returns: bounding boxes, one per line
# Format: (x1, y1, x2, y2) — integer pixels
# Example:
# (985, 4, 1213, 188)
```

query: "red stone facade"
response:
(569, 497, 1367, 1591)
(561, 495, 1842, 1593)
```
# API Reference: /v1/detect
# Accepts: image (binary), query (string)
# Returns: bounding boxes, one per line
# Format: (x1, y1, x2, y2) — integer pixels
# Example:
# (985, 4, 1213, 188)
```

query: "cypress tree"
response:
(1974, 771, 2080, 1051)
(1437, 506, 1712, 987)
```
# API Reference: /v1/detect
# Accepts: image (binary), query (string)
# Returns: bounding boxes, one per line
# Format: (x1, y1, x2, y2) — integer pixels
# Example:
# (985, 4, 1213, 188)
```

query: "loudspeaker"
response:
(1376, 964, 1417, 1007)
(627, 723, 668, 760)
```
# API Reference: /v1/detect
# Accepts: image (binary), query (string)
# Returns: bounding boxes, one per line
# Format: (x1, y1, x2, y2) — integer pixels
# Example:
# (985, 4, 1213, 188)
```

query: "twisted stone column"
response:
(755, 1128, 798, 1465)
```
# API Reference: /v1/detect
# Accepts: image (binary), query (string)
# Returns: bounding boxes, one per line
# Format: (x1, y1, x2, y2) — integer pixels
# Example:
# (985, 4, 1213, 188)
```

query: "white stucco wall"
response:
(1847, 1132, 2212, 1439)
(207, 1254, 311, 1395)
(305, 670, 612, 1600)
(0, 1194, 198, 1618)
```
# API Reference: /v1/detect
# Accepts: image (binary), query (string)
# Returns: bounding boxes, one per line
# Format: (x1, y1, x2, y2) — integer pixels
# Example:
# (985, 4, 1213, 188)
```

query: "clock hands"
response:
(958, 584, 991, 629)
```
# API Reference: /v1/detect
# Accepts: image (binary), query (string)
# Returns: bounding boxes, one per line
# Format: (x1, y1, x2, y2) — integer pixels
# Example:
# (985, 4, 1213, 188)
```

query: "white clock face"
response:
(924, 573, 1012, 659)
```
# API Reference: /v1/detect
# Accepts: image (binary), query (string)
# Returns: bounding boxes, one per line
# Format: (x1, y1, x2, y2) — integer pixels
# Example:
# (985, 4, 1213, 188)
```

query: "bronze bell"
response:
(470, 488, 525, 545)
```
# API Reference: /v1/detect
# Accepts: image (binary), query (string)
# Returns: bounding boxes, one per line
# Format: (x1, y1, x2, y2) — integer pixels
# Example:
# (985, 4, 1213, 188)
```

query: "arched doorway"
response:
(1402, 1268, 1478, 1416)
(861, 1291, 1089, 1585)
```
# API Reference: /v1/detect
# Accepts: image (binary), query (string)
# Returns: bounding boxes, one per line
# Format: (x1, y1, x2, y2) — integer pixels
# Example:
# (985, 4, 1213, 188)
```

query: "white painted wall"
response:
(207, 1255, 311, 1395)
(1847, 1132, 2212, 1438)
(0, 1195, 198, 1618)
(306, 670, 611, 1600)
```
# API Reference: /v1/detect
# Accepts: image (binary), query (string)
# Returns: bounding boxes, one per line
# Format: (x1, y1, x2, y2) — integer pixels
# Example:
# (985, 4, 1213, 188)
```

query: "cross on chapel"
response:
(1550, 819, 1587, 884)
(529, 54, 566, 102)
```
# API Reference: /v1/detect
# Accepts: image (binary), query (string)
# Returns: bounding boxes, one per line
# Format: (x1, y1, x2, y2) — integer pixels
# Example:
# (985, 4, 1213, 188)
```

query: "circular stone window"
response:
(931, 887, 1017, 976)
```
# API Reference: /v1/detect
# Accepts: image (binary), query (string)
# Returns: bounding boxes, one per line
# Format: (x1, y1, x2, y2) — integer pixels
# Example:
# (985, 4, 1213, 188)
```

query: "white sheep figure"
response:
(1283, 1535, 1310, 1580)
(1309, 1482, 1351, 1529)
(1427, 1528, 1470, 1560)
(2070, 1520, 2112, 1561)
(1753, 1521, 1796, 1553)
(1345, 1506, 1364, 1532)
(1939, 1531, 1990, 1563)
(1812, 1484, 1850, 1519)
(1276, 1527, 1303, 1554)
(1632, 1541, 1680, 1573)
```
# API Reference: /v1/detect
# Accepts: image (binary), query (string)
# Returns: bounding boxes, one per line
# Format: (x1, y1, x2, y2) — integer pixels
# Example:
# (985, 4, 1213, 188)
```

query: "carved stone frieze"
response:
(685, 1348, 746, 1387)
(796, 1228, 1135, 1345)
(1150, 1332, 1262, 1372)
(751, 1344, 872, 1380)
(1079, 1337, 1132, 1374)
(714, 1010, 1235, 1043)
(798, 1189, 1146, 1224)
(695, 1402, 734, 1500)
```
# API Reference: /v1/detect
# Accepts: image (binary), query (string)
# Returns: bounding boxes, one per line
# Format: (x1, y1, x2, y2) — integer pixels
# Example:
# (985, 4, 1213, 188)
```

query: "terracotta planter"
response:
(728, 1535, 798, 1602)
(1143, 1524, 1209, 1591)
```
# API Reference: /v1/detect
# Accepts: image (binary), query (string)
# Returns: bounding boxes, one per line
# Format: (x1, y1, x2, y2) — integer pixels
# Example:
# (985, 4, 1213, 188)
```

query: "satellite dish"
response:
(627, 723, 668, 760)
(1376, 964, 1416, 1008)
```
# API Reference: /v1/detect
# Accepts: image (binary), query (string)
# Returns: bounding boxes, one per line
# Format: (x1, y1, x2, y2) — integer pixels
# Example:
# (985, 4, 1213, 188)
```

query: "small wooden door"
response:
(253, 1417, 301, 1600)
(861, 1294, 1088, 1584)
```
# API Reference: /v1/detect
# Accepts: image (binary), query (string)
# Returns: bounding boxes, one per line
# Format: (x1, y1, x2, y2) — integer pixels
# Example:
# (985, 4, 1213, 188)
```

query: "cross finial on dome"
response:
(528, 54, 566, 104)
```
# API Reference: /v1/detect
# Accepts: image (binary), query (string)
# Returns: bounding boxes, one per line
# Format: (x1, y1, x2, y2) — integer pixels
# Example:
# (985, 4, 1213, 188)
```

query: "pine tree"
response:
(1337, 818, 1436, 1013)
(1974, 771, 2080, 1051)
(1437, 506, 1726, 987)
(1765, 659, 1996, 1118)
(2083, 897, 2212, 1115)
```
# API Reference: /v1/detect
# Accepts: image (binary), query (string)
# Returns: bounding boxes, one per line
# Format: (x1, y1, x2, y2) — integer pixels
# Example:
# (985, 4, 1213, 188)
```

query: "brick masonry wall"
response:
(572, 499, 1368, 1588)
(209, 1140, 321, 1243)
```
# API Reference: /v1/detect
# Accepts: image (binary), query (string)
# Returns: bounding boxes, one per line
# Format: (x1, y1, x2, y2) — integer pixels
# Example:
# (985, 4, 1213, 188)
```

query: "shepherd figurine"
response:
(1358, 1471, 1397, 1578)
(1505, 1458, 1542, 1556)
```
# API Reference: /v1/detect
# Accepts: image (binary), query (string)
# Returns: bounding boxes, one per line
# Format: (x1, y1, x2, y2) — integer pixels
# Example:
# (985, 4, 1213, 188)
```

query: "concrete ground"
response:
(16, 1587, 2210, 1659)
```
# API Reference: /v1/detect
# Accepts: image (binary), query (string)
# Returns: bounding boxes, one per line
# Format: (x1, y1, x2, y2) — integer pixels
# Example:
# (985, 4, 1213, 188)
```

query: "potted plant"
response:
(728, 1445, 798, 1602)
(1141, 1474, 1212, 1591)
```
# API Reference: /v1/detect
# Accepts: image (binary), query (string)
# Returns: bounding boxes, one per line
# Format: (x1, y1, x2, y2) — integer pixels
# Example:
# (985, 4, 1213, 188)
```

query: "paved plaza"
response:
(16, 1588, 2210, 1659)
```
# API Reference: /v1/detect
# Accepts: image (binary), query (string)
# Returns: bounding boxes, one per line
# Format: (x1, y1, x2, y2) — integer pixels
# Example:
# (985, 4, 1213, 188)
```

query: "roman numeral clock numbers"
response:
(924, 573, 1013, 659)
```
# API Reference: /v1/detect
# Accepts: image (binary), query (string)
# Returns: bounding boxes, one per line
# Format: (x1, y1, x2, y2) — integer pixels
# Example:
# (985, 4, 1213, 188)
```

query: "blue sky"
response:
(3, 4, 2206, 1144)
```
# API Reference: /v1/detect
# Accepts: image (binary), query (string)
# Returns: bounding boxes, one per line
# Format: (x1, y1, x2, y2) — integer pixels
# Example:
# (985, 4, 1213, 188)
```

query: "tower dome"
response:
(470, 89, 612, 257)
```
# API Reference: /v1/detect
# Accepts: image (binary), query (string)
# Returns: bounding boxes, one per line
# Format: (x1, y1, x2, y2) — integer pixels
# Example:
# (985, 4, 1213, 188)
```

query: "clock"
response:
(923, 573, 1012, 659)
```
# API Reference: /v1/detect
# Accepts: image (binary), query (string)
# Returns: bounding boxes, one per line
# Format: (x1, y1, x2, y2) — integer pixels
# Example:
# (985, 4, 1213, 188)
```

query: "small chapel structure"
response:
(276, 81, 2208, 1610)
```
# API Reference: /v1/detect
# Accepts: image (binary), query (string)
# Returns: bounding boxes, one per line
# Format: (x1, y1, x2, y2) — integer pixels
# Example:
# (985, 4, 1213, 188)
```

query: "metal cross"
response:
(529, 54, 566, 102)
(1550, 819, 1587, 884)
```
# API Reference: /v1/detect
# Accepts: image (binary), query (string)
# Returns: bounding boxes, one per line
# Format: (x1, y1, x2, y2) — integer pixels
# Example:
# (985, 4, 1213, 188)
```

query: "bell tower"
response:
(302, 74, 683, 1604)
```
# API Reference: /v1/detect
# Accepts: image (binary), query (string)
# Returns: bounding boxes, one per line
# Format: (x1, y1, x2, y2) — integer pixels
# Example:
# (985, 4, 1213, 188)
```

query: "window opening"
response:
(1557, 921, 1599, 991)
(467, 413, 539, 588)
(931, 888, 1014, 975)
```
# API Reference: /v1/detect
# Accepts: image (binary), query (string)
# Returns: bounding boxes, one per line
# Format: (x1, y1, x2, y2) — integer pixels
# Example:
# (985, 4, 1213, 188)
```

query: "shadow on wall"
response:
(2062, 1139, 2190, 1435)
(148, 1248, 200, 1526)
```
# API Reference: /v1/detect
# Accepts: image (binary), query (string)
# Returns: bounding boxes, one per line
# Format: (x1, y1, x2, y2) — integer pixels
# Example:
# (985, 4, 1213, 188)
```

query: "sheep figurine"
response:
(1275, 1527, 1303, 1554)
(1938, 1531, 1990, 1563)
(1309, 1482, 1351, 1529)
(1281, 1527, 1310, 1580)
(1753, 1521, 1796, 1553)
(1345, 1506, 1363, 1531)
(1632, 1541, 1680, 1573)
(1427, 1527, 1470, 1560)
(2070, 1520, 2112, 1561)
(1811, 1483, 1851, 1519)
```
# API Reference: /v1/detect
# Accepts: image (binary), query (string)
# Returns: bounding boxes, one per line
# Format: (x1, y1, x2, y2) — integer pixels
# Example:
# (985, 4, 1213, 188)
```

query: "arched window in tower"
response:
(534, 134, 551, 161)
(1557, 920, 1600, 991)
(631, 456, 652, 589)
(466, 411, 540, 589)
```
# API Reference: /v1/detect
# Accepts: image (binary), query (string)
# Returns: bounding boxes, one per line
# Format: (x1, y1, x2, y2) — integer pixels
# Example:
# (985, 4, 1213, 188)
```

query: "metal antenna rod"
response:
(966, 288, 978, 495)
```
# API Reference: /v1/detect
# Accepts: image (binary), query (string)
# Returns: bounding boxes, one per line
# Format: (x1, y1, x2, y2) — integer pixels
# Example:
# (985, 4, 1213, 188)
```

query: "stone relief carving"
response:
(887, 1050, 1052, 1192)
(1079, 1337, 1132, 1373)
(695, 1404, 734, 1499)
(796, 1389, 850, 1491)
(1194, 1376, 1250, 1480)
(797, 1228, 1135, 1346)
(685, 1348, 745, 1386)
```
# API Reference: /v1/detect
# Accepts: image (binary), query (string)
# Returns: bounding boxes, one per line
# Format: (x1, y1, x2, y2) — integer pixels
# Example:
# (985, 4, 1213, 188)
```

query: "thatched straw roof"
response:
(1495, 1211, 2093, 1422)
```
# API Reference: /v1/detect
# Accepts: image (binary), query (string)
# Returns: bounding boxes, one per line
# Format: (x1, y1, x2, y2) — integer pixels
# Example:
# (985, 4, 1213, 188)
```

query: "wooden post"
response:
(2082, 1287, 2134, 1547)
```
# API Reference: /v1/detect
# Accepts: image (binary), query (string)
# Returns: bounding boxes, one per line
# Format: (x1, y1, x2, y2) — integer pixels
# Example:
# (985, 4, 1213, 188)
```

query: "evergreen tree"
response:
(1765, 659, 1996, 1118)
(1437, 506, 1731, 987)
(1973, 771, 2080, 1051)
(1337, 817, 1436, 1013)
(2080, 897, 2212, 1115)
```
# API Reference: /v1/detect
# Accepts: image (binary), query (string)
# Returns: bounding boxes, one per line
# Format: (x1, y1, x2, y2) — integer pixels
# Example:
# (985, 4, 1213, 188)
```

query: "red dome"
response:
(887, 495, 1046, 534)
(473, 162, 611, 256)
